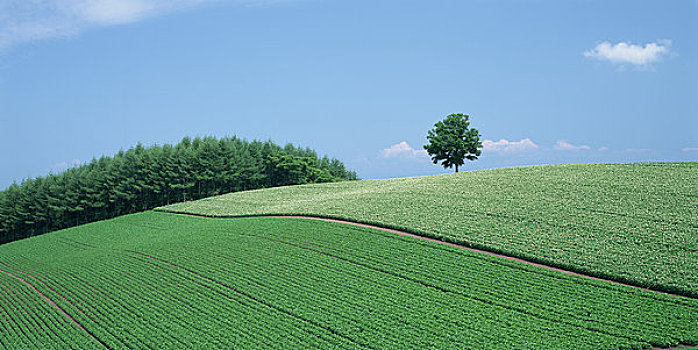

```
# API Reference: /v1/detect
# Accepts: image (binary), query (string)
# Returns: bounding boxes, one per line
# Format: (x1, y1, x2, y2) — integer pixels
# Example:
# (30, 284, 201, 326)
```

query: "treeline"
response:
(0, 136, 357, 244)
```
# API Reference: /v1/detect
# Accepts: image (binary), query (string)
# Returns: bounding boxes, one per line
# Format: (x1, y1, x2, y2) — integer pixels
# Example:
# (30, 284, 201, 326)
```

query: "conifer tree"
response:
(0, 136, 358, 245)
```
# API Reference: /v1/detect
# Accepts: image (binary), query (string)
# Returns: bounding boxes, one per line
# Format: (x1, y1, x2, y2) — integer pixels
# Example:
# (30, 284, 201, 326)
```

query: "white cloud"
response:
(583, 40, 672, 67)
(75, 0, 164, 25)
(381, 141, 428, 159)
(553, 140, 590, 151)
(598, 146, 609, 151)
(682, 147, 698, 152)
(482, 138, 538, 153)
(0, 0, 283, 50)
(0, 1, 200, 50)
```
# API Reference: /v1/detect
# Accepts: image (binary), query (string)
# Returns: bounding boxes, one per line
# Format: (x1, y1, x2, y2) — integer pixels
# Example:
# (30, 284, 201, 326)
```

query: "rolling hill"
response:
(1, 162, 696, 349)
(162, 162, 698, 297)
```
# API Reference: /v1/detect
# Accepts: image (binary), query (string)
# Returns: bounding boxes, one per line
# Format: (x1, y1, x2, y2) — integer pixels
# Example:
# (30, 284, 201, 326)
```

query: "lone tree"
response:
(423, 113, 482, 173)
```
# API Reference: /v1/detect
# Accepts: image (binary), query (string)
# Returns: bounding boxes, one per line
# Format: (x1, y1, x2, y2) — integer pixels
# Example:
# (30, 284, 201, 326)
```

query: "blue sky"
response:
(0, 0, 696, 188)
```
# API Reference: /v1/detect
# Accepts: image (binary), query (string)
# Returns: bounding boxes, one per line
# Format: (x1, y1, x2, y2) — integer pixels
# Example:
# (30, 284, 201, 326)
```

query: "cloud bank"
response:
(583, 40, 671, 67)
(482, 138, 538, 153)
(381, 141, 428, 159)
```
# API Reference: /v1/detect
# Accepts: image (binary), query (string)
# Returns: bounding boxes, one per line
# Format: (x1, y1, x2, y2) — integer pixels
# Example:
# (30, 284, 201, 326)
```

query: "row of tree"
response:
(0, 136, 357, 245)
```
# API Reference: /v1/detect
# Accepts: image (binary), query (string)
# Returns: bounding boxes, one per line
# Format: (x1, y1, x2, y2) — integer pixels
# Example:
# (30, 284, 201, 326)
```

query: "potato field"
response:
(0, 212, 696, 349)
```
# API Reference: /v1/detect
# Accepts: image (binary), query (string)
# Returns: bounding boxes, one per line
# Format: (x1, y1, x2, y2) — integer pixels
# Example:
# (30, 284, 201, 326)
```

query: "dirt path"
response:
(158, 210, 692, 299)
(282, 216, 618, 275)
(278, 216, 693, 299)
(0, 267, 108, 348)
(167, 213, 688, 301)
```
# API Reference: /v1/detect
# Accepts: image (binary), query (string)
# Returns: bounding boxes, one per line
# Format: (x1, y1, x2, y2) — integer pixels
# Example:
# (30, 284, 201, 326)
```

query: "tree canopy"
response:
(0, 136, 357, 245)
(423, 113, 482, 173)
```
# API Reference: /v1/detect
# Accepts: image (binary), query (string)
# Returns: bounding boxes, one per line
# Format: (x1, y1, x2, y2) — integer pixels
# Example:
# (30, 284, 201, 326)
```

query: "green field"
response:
(162, 162, 698, 297)
(0, 211, 696, 349)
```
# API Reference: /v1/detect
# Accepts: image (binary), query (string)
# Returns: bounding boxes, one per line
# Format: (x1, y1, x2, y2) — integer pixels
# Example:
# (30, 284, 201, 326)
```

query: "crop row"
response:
(0, 269, 99, 349)
(130, 246, 605, 348)
(255, 221, 696, 345)
(0, 252, 357, 348)
(166, 220, 697, 348)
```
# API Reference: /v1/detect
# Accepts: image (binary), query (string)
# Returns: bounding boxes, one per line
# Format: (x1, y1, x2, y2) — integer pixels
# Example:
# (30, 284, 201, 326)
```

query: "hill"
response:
(161, 162, 698, 297)
(0, 211, 696, 348)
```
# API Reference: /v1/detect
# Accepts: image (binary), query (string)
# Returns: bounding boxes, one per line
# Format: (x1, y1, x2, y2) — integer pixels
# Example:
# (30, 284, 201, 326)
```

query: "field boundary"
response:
(154, 209, 694, 300)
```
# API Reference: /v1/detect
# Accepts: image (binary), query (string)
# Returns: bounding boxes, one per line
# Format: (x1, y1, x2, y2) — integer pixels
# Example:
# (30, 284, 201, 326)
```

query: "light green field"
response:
(0, 212, 696, 349)
(161, 162, 698, 297)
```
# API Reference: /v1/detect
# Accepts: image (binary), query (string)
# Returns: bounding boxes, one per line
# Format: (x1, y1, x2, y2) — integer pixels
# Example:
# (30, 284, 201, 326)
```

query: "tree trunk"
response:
(455, 164, 459, 173)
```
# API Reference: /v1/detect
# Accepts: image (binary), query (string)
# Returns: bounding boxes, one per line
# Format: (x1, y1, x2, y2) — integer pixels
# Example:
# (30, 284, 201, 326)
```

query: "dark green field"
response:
(0, 211, 697, 349)
(163, 162, 698, 297)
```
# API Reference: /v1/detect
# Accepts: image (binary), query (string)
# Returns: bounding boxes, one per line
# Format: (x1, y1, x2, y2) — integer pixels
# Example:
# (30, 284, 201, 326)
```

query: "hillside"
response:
(161, 162, 698, 297)
(0, 211, 696, 348)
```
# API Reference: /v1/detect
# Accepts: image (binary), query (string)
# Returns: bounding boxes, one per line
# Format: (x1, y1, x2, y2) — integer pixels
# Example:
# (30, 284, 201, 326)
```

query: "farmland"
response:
(0, 211, 696, 349)
(162, 162, 698, 297)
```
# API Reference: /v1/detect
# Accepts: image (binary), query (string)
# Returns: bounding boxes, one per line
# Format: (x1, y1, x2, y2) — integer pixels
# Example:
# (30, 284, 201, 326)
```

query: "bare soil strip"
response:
(158, 210, 690, 299)
(651, 345, 697, 350)
(0, 267, 108, 349)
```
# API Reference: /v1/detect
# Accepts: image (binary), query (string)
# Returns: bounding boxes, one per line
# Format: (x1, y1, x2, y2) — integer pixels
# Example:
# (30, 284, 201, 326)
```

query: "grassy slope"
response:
(0, 211, 696, 349)
(161, 163, 698, 297)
